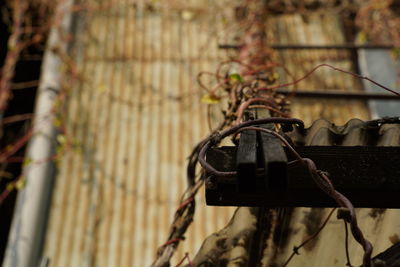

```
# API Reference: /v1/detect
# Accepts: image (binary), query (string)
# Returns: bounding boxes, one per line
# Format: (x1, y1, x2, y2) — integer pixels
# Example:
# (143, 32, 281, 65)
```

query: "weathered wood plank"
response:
(236, 130, 258, 192)
(257, 124, 288, 191)
(205, 146, 400, 208)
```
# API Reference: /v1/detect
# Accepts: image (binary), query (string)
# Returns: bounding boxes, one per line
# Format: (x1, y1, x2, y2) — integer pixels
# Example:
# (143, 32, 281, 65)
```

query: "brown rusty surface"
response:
(43, 1, 238, 266)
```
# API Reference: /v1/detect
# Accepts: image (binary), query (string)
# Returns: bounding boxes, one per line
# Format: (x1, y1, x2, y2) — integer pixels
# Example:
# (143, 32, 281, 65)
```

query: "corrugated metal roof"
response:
(43, 1, 237, 266)
(287, 118, 400, 146)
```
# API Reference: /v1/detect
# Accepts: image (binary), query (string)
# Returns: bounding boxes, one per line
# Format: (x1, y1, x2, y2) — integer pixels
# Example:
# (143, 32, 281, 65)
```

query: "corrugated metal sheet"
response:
(43, 1, 237, 266)
(42, 2, 400, 267)
(288, 118, 400, 146)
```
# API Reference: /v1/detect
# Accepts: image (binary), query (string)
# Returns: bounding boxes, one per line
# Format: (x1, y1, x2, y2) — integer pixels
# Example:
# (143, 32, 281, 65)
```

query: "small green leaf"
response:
(181, 10, 194, 21)
(53, 117, 62, 127)
(6, 182, 15, 191)
(57, 134, 67, 145)
(266, 72, 280, 84)
(229, 73, 244, 83)
(356, 32, 367, 43)
(22, 158, 32, 167)
(15, 178, 26, 190)
(201, 94, 220, 104)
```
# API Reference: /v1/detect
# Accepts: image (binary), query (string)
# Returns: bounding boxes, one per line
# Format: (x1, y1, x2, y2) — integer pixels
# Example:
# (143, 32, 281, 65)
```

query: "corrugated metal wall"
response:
(43, 1, 236, 266)
(266, 13, 370, 126)
(42, 2, 400, 267)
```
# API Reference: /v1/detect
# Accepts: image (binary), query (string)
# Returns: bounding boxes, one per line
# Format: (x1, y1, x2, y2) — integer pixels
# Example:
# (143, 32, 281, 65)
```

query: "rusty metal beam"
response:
(275, 89, 400, 100)
(219, 44, 396, 50)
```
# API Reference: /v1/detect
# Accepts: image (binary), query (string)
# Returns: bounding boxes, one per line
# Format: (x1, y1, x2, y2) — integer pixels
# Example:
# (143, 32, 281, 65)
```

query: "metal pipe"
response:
(219, 44, 395, 50)
(2, 1, 73, 267)
(275, 89, 400, 100)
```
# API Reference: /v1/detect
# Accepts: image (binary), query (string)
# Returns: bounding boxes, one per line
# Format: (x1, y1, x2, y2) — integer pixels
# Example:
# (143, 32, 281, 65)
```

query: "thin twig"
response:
(344, 221, 354, 267)
(259, 63, 400, 97)
(175, 252, 194, 267)
(0, 0, 29, 114)
(282, 208, 337, 267)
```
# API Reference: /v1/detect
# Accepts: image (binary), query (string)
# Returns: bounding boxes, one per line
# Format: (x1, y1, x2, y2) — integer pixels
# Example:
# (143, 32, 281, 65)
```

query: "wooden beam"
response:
(257, 124, 288, 191)
(205, 146, 400, 208)
(236, 129, 257, 192)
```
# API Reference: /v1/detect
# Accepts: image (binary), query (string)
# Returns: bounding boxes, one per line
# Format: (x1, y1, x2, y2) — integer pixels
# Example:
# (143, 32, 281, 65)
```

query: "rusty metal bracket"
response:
(275, 89, 400, 101)
(218, 44, 395, 50)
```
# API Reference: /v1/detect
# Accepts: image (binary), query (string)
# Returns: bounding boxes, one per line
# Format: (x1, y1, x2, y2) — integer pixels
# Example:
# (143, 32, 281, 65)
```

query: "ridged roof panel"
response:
(288, 118, 400, 146)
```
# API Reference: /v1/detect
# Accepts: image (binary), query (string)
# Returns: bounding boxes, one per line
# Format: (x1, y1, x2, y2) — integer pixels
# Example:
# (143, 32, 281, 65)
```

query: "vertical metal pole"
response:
(2, 1, 73, 267)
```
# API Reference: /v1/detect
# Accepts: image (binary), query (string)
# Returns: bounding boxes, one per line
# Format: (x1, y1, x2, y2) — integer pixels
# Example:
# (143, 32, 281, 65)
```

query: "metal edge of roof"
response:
(287, 118, 400, 146)
(2, 1, 75, 267)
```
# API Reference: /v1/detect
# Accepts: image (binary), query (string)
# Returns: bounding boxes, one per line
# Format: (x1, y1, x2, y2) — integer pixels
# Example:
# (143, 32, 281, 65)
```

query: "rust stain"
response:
(300, 208, 324, 251)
